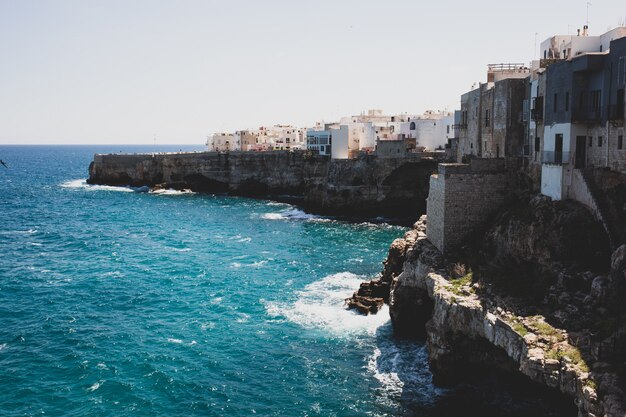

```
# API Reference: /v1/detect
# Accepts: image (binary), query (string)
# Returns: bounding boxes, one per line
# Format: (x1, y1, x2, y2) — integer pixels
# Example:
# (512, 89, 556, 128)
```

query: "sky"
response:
(1, 0, 625, 145)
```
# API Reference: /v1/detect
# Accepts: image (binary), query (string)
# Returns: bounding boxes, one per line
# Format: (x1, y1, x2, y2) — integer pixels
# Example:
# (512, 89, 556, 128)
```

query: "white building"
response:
(208, 133, 239, 152)
(396, 111, 456, 150)
(540, 26, 626, 60)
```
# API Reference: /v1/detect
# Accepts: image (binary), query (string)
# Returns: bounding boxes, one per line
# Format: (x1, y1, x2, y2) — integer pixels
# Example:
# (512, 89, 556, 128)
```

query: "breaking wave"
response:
(265, 272, 389, 336)
(60, 179, 134, 192)
(261, 209, 329, 222)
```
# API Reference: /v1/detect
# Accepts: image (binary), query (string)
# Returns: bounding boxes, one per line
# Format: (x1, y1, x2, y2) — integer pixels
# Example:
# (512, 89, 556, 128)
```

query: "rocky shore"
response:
(349, 196, 626, 417)
(88, 151, 437, 222)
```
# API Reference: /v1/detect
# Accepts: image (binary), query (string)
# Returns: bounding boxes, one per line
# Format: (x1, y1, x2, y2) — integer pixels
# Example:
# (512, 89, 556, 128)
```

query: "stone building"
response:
(539, 35, 626, 200)
(457, 64, 529, 162)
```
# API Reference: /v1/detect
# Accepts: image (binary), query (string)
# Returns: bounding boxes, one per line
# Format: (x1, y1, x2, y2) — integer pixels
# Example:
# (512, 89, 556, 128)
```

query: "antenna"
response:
(586, 2, 592, 27)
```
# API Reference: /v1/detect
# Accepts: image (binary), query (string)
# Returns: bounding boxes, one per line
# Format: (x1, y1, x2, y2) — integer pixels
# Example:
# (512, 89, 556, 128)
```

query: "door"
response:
(575, 136, 586, 169)
(555, 134, 563, 164)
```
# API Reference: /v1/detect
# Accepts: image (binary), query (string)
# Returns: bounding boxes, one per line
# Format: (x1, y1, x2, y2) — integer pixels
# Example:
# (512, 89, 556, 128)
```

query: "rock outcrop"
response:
(384, 216, 617, 416)
(88, 151, 437, 221)
(379, 201, 626, 416)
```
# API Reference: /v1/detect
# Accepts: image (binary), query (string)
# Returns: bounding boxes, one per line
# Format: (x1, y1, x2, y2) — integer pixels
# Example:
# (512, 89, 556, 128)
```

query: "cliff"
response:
(351, 196, 626, 416)
(88, 151, 436, 220)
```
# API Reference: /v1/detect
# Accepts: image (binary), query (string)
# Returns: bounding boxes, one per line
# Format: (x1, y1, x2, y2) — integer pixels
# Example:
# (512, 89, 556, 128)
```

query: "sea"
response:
(0, 145, 441, 417)
(0, 146, 576, 417)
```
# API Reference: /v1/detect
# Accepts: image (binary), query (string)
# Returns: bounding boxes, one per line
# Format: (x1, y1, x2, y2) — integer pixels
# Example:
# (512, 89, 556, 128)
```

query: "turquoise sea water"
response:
(0, 146, 440, 416)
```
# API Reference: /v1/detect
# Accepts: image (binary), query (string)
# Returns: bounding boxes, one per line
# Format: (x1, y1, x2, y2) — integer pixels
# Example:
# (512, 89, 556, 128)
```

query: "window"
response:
(485, 109, 490, 127)
(619, 135, 624, 150)
(447, 125, 450, 134)
(535, 136, 540, 152)
(565, 92, 570, 111)
(598, 136, 603, 147)
(591, 90, 602, 113)
(588, 136, 593, 147)
(554, 93, 558, 113)
(579, 92, 585, 109)
(410, 122, 416, 130)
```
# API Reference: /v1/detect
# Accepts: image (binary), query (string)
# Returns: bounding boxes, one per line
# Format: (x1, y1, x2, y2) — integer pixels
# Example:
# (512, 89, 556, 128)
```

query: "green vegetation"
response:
(510, 319, 529, 337)
(546, 345, 590, 373)
(526, 316, 563, 340)
(584, 379, 597, 390)
(448, 272, 474, 296)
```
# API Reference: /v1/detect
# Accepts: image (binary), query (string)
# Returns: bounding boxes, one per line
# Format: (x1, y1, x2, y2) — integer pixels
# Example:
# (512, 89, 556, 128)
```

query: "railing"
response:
(487, 63, 528, 72)
(453, 123, 467, 130)
(542, 151, 570, 165)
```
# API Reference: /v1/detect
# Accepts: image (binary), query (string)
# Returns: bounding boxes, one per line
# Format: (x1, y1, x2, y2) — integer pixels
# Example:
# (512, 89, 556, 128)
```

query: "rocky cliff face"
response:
(374, 195, 626, 416)
(88, 151, 436, 221)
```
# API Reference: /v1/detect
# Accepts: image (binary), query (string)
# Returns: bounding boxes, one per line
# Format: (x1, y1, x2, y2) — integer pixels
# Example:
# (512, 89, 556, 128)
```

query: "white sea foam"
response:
(60, 179, 134, 193)
(236, 313, 250, 323)
(265, 272, 390, 336)
(170, 247, 191, 252)
(87, 381, 102, 392)
(167, 338, 183, 344)
(261, 208, 331, 222)
(365, 335, 441, 408)
(0, 343, 7, 351)
(367, 348, 404, 398)
(150, 188, 195, 196)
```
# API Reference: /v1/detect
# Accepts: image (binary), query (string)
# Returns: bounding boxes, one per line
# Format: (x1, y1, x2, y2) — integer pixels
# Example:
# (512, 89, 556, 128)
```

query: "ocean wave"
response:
(366, 336, 441, 409)
(230, 259, 269, 269)
(60, 179, 134, 193)
(264, 272, 390, 336)
(169, 247, 191, 252)
(149, 188, 195, 196)
(87, 381, 103, 392)
(261, 209, 329, 222)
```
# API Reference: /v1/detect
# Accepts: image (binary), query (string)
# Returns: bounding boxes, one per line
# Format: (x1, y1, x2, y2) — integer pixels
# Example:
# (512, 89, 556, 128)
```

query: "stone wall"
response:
(426, 158, 509, 254)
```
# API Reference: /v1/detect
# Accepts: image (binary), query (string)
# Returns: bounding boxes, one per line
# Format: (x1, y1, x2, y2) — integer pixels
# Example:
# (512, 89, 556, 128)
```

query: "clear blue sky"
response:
(1, 0, 624, 144)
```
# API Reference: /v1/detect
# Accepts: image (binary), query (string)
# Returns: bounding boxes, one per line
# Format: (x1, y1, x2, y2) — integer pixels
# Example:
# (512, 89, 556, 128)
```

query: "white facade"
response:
(396, 111, 455, 150)
(208, 133, 238, 152)
(331, 126, 349, 159)
(540, 26, 626, 60)
(540, 123, 587, 200)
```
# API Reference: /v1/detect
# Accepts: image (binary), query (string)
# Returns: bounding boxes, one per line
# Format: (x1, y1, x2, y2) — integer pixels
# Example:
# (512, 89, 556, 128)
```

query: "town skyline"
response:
(1, 0, 625, 145)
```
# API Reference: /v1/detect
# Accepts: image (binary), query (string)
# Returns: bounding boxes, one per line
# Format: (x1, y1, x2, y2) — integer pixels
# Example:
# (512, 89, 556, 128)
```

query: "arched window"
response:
(410, 122, 416, 130)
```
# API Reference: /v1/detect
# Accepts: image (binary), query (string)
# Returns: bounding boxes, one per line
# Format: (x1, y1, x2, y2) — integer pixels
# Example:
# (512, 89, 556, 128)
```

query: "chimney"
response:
(583, 25, 589, 36)
(577, 29, 581, 36)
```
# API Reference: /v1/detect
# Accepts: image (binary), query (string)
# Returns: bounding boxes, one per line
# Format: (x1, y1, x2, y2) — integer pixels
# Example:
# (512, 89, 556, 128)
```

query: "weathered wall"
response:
(426, 158, 509, 254)
(88, 151, 438, 220)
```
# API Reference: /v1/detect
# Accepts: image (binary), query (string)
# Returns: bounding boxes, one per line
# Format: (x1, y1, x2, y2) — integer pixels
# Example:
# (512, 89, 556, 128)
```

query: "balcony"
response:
(542, 151, 570, 165)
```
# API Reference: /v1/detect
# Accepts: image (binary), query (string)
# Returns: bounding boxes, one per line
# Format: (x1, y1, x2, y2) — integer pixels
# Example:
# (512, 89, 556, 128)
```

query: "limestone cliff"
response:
(88, 151, 436, 220)
(381, 199, 626, 416)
